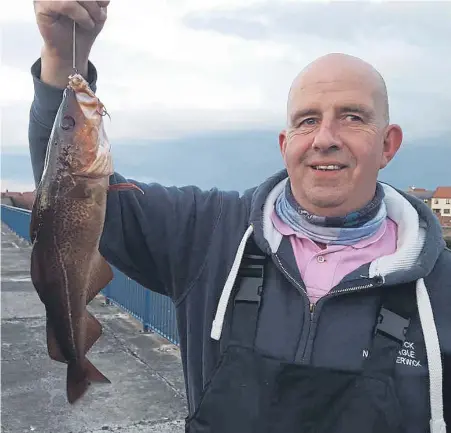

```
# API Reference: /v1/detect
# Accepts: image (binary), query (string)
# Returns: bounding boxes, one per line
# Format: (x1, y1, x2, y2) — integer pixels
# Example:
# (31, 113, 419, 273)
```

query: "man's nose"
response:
(311, 122, 342, 152)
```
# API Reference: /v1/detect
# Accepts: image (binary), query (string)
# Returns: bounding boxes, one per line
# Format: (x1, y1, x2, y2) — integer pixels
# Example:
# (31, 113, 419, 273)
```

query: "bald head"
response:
(279, 53, 403, 219)
(287, 53, 389, 126)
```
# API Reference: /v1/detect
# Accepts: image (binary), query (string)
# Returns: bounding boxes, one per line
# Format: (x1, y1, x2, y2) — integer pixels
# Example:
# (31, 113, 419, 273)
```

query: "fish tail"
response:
(66, 358, 110, 404)
(84, 357, 111, 384)
(67, 361, 89, 404)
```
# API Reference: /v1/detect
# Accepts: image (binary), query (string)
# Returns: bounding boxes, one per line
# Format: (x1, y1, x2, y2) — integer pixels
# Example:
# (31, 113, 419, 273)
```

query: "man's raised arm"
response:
(28, 1, 242, 302)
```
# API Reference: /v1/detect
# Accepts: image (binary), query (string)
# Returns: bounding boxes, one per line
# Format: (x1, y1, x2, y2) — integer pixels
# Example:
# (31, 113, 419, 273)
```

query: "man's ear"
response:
(279, 129, 288, 158)
(380, 124, 403, 169)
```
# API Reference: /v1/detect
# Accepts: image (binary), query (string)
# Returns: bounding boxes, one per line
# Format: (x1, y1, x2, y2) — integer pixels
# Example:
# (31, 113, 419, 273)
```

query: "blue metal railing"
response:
(1, 204, 179, 345)
(1, 205, 34, 242)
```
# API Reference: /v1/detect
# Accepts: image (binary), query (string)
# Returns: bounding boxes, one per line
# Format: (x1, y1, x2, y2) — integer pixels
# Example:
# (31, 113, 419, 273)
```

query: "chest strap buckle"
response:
(234, 254, 265, 307)
(375, 307, 411, 343)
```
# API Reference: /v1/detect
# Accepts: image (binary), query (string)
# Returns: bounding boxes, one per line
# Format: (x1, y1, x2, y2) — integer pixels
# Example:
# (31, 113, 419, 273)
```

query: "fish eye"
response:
(61, 115, 75, 130)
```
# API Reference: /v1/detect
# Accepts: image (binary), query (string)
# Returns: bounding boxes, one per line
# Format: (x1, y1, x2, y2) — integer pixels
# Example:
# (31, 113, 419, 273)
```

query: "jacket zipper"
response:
(308, 280, 382, 323)
(303, 280, 384, 362)
(309, 302, 315, 317)
(274, 253, 384, 362)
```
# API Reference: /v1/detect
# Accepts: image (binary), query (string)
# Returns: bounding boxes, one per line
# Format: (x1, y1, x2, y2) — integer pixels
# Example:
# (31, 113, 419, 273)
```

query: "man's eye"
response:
(300, 118, 317, 126)
(345, 114, 362, 122)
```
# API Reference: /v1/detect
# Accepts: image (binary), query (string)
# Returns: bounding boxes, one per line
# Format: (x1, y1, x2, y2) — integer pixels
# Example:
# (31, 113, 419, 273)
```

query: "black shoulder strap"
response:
(230, 232, 267, 347)
(364, 282, 418, 373)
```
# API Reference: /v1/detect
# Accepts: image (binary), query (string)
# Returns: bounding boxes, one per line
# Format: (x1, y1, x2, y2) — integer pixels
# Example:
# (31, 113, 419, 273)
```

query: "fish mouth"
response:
(64, 74, 114, 178)
(68, 74, 96, 98)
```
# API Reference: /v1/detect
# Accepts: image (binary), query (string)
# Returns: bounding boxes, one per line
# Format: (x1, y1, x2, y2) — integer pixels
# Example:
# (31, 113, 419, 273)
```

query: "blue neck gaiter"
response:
(274, 181, 387, 246)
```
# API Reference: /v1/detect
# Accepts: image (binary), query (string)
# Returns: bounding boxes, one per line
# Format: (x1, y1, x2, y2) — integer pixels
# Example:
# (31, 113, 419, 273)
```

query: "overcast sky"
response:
(1, 0, 451, 190)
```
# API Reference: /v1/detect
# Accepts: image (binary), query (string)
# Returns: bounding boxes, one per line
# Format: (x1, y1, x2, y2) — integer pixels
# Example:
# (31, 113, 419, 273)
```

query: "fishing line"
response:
(72, 20, 78, 73)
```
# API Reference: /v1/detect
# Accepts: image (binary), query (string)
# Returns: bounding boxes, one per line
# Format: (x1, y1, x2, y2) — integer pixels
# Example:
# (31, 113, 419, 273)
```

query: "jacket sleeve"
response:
(28, 59, 229, 302)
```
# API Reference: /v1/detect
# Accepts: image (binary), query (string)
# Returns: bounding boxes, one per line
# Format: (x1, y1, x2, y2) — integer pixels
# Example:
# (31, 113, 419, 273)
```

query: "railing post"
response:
(143, 289, 151, 333)
(104, 282, 111, 305)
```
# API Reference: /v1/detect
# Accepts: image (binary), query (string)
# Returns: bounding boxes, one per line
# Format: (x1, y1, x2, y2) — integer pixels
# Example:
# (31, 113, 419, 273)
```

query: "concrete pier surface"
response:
(1, 223, 186, 433)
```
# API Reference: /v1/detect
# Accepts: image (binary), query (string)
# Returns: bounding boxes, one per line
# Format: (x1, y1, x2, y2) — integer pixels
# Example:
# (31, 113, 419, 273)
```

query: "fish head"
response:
(53, 74, 113, 180)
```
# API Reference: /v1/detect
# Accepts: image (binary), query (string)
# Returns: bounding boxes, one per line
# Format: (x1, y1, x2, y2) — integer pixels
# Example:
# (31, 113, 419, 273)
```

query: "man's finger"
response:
(79, 1, 107, 24)
(57, 1, 96, 30)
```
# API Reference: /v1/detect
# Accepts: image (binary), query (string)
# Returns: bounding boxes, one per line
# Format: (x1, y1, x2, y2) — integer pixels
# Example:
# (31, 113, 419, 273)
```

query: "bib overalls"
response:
(186, 237, 416, 433)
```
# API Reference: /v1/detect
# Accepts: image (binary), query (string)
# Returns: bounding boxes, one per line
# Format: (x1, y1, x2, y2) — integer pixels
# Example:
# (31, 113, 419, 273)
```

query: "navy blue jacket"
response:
(28, 59, 451, 432)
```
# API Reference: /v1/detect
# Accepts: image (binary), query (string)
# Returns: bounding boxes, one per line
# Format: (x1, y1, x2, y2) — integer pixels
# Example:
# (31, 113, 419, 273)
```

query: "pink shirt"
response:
(270, 210, 398, 304)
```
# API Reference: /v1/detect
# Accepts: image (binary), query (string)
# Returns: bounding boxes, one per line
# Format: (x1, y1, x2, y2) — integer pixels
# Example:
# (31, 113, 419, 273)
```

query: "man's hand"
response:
(34, 1, 110, 88)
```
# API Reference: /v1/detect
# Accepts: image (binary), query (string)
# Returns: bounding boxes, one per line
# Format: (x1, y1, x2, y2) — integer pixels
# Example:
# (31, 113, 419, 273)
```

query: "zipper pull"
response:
(310, 303, 315, 317)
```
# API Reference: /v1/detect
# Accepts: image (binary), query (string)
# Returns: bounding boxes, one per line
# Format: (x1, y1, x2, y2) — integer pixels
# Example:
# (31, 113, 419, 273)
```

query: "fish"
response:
(30, 72, 142, 404)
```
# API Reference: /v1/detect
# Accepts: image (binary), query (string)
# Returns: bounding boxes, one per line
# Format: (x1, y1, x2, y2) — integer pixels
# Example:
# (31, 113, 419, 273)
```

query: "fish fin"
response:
(84, 357, 111, 384)
(108, 183, 144, 194)
(31, 250, 68, 363)
(30, 247, 50, 304)
(86, 254, 113, 304)
(47, 313, 103, 362)
(46, 320, 67, 363)
(84, 311, 102, 355)
(30, 247, 43, 295)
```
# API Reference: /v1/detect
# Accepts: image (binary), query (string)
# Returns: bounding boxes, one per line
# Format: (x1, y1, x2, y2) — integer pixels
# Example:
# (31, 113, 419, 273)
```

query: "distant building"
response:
(431, 186, 451, 227)
(406, 186, 435, 207)
(1, 196, 14, 206)
(1, 190, 36, 210)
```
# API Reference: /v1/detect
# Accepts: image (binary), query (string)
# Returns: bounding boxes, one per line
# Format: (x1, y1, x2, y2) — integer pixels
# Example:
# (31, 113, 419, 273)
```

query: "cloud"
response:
(183, 2, 451, 47)
(182, 1, 451, 141)
(101, 107, 282, 142)
(1, 21, 44, 71)
(1, 0, 450, 157)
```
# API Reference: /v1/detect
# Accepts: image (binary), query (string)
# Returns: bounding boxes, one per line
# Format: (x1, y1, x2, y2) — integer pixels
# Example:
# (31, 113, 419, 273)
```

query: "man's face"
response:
(279, 63, 403, 217)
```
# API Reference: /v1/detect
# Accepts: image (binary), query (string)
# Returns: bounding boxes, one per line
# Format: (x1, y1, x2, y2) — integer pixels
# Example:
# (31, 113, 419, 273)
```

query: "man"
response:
(30, 2, 450, 432)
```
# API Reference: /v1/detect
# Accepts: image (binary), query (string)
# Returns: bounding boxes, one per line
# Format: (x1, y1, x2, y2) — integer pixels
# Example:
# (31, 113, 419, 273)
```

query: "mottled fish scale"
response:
(30, 74, 114, 404)
(30, 73, 143, 403)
